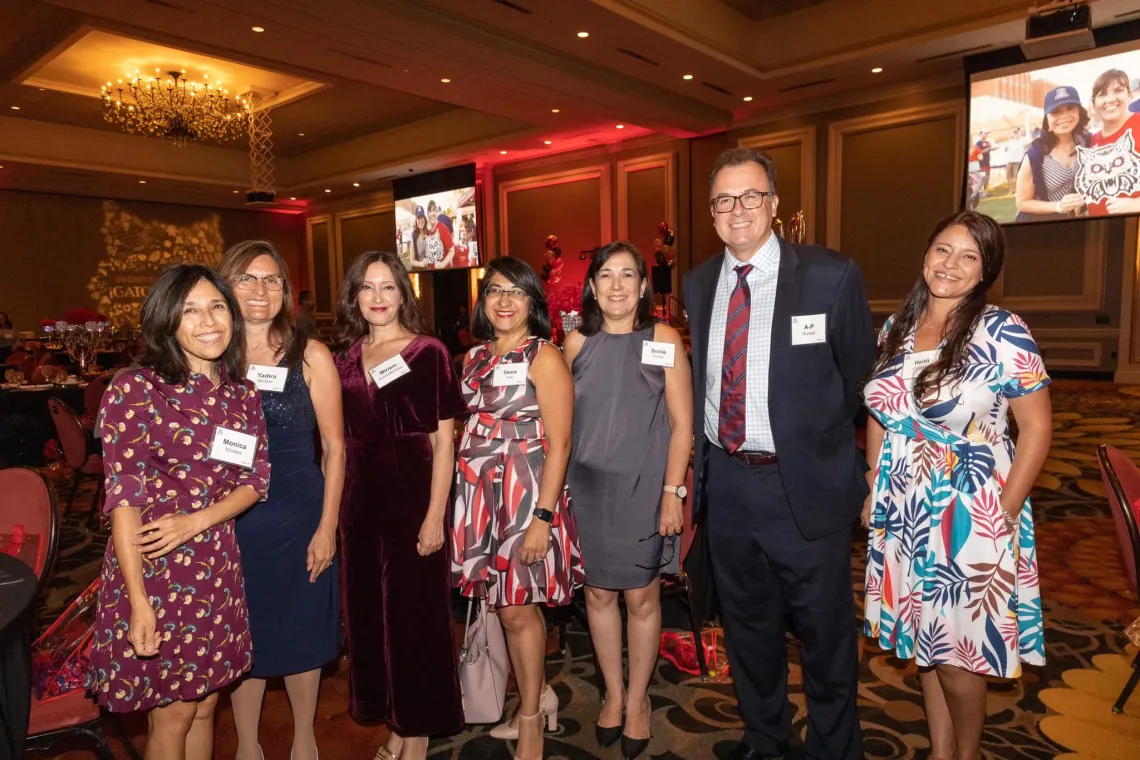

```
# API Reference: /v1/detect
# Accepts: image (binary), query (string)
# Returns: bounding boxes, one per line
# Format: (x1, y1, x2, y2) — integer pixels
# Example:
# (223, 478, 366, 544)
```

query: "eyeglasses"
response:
(486, 286, 528, 300)
(234, 273, 286, 291)
(710, 191, 773, 214)
(635, 532, 677, 572)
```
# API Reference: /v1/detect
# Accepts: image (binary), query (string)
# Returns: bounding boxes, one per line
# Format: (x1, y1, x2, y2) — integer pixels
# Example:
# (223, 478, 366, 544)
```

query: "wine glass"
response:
(12, 370, 25, 387)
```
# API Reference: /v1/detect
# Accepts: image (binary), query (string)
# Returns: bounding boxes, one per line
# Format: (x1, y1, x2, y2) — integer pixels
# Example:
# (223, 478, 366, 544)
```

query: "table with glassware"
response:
(0, 553, 36, 760)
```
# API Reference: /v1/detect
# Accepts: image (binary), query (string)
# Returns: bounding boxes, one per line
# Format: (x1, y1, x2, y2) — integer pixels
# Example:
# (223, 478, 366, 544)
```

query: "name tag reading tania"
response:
(492, 362, 528, 386)
(246, 364, 288, 393)
(641, 340, 675, 368)
(207, 426, 257, 470)
(369, 354, 412, 389)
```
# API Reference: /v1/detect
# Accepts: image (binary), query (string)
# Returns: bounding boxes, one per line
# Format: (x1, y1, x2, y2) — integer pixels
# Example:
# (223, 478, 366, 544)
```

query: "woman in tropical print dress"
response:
(862, 211, 1052, 760)
(90, 265, 270, 760)
(453, 257, 585, 760)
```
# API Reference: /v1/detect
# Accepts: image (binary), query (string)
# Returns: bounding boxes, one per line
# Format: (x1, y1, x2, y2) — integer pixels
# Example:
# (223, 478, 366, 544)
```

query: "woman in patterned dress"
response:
(90, 265, 270, 760)
(453, 257, 586, 760)
(861, 211, 1052, 760)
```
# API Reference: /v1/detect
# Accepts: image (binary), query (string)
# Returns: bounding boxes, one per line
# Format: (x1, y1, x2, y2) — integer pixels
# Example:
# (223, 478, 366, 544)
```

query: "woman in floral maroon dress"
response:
(89, 264, 270, 760)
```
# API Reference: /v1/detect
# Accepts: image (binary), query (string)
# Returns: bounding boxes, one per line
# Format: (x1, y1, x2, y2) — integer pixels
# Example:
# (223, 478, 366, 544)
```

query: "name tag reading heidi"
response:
(903, 349, 940, 379)
(791, 313, 827, 346)
(207, 426, 257, 470)
(492, 362, 528, 386)
(369, 354, 411, 389)
(641, 340, 676, 368)
(246, 364, 288, 393)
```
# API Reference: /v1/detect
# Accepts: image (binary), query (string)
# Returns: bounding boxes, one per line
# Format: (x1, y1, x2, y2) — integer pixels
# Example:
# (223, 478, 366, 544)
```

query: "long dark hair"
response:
(580, 240, 655, 336)
(871, 211, 1005, 400)
(0, 312, 11, 329)
(217, 240, 307, 371)
(1036, 104, 1090, 154)
(472, 257, 551, 341)
(332, 251, 424, 352)
(136, 264, 245, 385)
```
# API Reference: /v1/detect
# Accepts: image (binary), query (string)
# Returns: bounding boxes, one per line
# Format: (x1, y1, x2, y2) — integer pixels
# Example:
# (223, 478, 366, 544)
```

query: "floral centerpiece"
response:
(548, 282, 583, 346)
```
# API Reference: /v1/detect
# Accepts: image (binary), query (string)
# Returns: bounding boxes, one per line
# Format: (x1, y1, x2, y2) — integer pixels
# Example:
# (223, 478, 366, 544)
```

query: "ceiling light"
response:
(10, 106, 19, 110)
(290, 196, 296, 200)
(682, 74, 694, 80)
(353, 182, 360, 187)
(100, 70, 248, 147)
(577, 31, 589, 38)
(324, 188, 331, 193)
(551, 108, 560, 113)
(251, 26, 265, 32)
(616, 124, 625, 129)
(138, 180, 146, 184)
(298, 132, 305, 136)
(544, 140, 552, 145)
(500, 150, 508, 155)
(871, 67, 883, 73)
(232, 190, 239, 194)
(743, 96, 753, 102)
(440, 78, 451, 83)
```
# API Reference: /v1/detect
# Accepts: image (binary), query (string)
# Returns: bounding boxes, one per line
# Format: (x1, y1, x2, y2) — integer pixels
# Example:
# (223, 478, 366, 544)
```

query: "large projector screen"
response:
(968, 41, 1140, 225)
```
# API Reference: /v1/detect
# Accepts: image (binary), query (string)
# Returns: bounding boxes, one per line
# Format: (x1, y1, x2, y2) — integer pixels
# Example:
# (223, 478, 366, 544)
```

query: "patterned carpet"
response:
(25, 380, 1140, 760)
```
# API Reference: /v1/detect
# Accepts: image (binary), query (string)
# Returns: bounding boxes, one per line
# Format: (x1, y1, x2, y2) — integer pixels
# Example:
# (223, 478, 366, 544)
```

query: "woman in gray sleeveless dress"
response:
(563, 241, 692, 759)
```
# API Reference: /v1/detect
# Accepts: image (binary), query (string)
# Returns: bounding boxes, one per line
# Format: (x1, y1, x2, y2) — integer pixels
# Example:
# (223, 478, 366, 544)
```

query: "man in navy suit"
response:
(683, 147, 875, 760)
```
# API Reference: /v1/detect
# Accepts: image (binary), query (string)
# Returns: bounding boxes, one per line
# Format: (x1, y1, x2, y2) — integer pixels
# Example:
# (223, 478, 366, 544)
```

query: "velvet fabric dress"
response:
(334, 334, 467, 736)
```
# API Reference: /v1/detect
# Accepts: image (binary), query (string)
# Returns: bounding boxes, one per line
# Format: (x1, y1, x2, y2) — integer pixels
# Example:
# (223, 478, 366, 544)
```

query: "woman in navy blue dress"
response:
(221, 241, 345, 760)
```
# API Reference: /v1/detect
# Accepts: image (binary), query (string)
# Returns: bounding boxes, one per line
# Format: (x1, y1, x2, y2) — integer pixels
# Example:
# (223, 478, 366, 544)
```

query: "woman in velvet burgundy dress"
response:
(332, 250, 467, 760)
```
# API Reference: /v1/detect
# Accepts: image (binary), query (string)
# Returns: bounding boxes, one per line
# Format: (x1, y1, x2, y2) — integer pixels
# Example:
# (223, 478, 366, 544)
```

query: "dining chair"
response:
(1095, 444, 1140, 714)
(47, 398, 103, 517)
(0, 466, 59, 593)
(83, 373, 114, 430)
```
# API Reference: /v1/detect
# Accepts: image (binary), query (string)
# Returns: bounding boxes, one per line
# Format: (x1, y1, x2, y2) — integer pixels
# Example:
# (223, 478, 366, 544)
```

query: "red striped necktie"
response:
(718, 264, 753, 454)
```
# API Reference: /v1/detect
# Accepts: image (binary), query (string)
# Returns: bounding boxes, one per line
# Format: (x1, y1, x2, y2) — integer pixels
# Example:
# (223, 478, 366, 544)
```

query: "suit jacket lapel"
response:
(769, 238, 800, 406)
(691, 255, 722, 440)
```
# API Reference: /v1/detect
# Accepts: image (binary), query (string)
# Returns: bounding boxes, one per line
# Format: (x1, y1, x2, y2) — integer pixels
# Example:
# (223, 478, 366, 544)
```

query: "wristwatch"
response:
(532, 507, 554, 523)
(663, 484, 688, 500)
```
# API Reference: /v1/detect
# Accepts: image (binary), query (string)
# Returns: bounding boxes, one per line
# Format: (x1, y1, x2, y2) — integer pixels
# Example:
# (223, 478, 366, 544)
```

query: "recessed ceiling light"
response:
(290, 196, 297, 200)
(251, 26, 265, 32)
(232, 190, 239, 194)
(871, 67, 883, 73)
(577, 31, 589, 38)
(551, 108, 560, 113)
(682, 74, 694, 80)
(743, 96, 753, 102)
(324, 188, 331, 193)
(138, 180, 146, 184)
(544, 140, 552, 145)
(10, 106, 19, 110)
(440, 78, 451, 83)
(616, 124, 625, 129)
(353, 182, 360, 187)
(298, 132, 305, 136)
(500, 150, 508, 155)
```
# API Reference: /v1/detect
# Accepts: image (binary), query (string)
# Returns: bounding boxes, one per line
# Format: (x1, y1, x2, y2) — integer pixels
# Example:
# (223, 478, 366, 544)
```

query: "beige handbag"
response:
(458, 598, 510, 724)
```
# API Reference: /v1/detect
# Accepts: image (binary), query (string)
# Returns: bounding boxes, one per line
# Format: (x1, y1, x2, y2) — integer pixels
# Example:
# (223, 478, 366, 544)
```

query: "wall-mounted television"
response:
(967, 39, 1140, 225)
(392, 163, 480, 271)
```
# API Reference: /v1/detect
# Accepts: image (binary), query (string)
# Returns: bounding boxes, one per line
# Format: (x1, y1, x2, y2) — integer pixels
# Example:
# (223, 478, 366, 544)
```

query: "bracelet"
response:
(1003, 510, 1021, 532)
(1056, 201, 1063, 214)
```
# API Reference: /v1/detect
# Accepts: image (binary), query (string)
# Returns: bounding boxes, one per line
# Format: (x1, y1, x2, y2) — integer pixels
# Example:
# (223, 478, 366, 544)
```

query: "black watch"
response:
(532, 507, 554, 523)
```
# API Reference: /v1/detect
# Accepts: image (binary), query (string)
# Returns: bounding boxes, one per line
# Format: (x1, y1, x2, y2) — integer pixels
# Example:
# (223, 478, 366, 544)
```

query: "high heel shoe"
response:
(489, 684, 559, 739)
(620, 733, 650, 759)
(513, 712, 544, 760)
(595, 721, 623, 748)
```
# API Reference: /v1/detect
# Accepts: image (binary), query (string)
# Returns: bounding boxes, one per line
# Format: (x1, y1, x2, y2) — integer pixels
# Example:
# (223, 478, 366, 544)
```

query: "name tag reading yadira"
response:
(493, 361, 528, 386)
(791, 313, 827, 345)
(246, 364, 288, 393)
(208, 426, 257, 470)
(369, 354, 411, 389)
(903, 349, 940, 379)
(641, 340, 676, 368)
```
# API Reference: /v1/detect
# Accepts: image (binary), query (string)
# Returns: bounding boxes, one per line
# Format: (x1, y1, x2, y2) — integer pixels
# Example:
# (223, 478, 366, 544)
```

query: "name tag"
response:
(903, 349, 940, 379)
(493, 361, 528, 386)
(641, 340, 675, 368)
(369, 354, 411, 389)
(246, 364, 288, 393)
(207, 426, 257, 470)
(791, 313, 827, 345)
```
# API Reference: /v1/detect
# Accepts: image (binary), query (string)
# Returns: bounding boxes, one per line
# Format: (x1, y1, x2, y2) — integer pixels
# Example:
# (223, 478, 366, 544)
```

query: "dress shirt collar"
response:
(721, 232, 781, 275)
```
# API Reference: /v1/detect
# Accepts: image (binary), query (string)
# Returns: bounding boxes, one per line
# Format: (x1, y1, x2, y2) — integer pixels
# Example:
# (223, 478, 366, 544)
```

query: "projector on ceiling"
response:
(246, 190, 276, 206)
(1021, 1, 1095, 60)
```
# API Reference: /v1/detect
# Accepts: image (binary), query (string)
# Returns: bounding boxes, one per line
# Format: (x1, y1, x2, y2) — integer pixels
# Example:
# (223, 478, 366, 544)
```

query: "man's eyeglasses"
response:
(710, 191, 773, 214)
(486, 286, 528, 301)
(234, 273, 286, 291)
(635, 532, 678, 572)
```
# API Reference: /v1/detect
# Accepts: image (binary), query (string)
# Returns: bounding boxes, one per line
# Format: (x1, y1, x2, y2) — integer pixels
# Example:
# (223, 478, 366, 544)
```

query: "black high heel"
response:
(595, 722, 622, 748)
(620, 734, 650, 759)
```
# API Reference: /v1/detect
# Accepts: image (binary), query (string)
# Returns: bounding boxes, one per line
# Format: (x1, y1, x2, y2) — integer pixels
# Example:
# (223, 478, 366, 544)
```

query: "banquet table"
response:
(0, 554, 36, 760)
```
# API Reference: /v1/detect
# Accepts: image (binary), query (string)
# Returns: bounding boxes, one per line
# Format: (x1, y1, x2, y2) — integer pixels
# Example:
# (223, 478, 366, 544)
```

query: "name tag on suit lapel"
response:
(791, 313, 827, 345)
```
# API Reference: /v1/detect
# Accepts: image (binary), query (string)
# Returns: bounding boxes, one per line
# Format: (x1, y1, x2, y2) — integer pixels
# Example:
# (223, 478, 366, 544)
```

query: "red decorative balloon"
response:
(545, 234, 559, 250)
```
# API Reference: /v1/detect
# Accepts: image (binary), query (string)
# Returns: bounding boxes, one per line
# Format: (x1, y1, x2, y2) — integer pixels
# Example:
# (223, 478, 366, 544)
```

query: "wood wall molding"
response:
(1037, 340, 1103, 370)
(305, 214, 335, 318)
(615, 152, 676, 241)
(497, 165, 612, 257)
(332, 201, 394, 284)
(1115, 219, 1140, 383)
(996, 221, 1107, 313)
(826, 101, 965, 252)
(738, 126, 817, 243)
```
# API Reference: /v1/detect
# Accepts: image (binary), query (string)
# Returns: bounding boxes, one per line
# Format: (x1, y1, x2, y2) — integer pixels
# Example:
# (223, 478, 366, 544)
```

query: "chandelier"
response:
(100, 69, 250, 147)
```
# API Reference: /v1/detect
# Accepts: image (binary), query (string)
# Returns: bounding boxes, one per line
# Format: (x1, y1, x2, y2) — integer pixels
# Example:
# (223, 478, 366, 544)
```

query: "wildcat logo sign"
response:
(87, 201, 224, 324)
(1075, 130, 1140, 205)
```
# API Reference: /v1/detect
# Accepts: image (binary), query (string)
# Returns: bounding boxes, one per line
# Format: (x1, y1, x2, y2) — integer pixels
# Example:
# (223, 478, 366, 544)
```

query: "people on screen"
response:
(862, 210, 1052, 760)
(1079, 69, 1140, 216)
(1014, 85, 1089, 222)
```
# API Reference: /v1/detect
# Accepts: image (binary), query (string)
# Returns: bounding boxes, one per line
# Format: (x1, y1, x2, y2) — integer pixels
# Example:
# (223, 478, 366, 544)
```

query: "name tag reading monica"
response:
(641, 340, 676, 368)
(208, 426, 257, 470)
(247, 364, 288, 393)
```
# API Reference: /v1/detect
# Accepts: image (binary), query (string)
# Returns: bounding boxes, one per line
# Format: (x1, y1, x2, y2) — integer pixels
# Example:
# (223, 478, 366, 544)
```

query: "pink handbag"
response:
(458, 598, 509, 724)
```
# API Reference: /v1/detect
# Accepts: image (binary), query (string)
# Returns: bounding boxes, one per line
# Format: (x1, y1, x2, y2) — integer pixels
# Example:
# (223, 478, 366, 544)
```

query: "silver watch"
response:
(663, 484, 688, 500)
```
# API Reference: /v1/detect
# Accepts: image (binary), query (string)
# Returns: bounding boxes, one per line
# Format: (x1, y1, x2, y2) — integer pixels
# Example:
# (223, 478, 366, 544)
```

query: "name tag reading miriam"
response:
(207, 426, 257, 470)
(246, 364, 288, 393)
(641, 340, 676, 368)
(369, 354, 412, 389)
